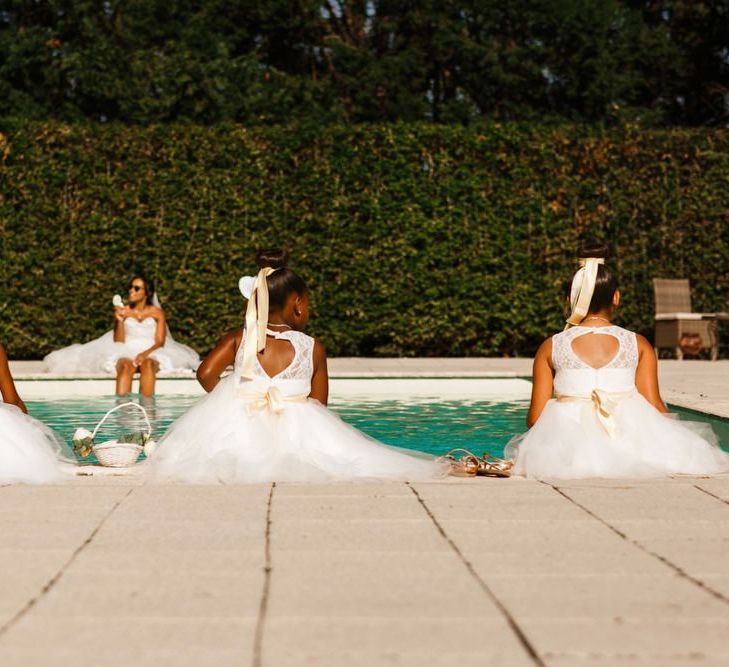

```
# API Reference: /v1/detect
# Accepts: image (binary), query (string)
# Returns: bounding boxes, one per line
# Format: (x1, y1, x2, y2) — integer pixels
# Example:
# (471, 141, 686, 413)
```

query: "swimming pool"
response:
(26, 395, 529, 462)
(26, 392, 729, 464)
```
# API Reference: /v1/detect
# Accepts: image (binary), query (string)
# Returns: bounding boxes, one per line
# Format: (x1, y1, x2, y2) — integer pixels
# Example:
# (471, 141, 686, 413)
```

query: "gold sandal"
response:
(477, 453, 513, 478)
(443, 449, 480, 477)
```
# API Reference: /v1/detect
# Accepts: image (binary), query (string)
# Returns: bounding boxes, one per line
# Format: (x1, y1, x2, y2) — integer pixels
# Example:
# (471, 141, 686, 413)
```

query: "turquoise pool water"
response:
(26, 395, 728, 464)
(27, 395, 529, 462)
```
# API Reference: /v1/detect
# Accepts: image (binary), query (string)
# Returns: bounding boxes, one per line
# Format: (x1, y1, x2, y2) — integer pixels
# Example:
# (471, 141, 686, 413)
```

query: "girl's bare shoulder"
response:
(536, 336, 553, 356)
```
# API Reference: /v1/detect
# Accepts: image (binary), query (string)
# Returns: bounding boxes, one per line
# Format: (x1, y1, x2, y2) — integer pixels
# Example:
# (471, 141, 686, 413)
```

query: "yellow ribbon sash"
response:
(241, 386, 308, 414)
(239, 267, 278, 381)
(556, 389, 634, 438)
(565, 257, 605, 328)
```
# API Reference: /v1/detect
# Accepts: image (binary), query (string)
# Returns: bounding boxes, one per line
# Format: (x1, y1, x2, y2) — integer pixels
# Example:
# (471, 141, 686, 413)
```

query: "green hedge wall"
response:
(1, 122, 727, 359)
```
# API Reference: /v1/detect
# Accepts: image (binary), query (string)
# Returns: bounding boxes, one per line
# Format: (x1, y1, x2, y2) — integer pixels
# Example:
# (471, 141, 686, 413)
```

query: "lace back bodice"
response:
(552, 325, 638, 371)
(551, 325, 639, 395)
(234, 329, 315, 383)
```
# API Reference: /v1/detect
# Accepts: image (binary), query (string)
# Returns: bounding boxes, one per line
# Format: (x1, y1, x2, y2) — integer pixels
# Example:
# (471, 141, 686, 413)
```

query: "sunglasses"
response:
(128, 284, 144, 292)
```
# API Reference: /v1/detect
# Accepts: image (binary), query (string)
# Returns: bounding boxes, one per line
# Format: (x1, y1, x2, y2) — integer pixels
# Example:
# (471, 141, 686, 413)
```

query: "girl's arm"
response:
(635, 334, 668, 413)
(134, 308, 167, 366)
(0, 344, 27, 413)
(309, 339, 329, 405)
(113, 306, 128, 342)
(526, 337, 554, 427)
(196, 330, 240, 392)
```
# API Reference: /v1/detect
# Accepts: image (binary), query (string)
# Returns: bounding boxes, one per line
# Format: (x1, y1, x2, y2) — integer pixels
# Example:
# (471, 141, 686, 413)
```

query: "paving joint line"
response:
(407, 483, 546, 667)
(0, 486, 135, 639)
(693, 484, 729, 507)
(548, 483, 729, 607)
(253, 482, 275, 667)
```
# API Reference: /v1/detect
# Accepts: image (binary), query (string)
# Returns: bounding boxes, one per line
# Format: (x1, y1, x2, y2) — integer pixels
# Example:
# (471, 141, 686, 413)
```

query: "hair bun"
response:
(256, 248, 288, 270)
(578, 239, 609, 260)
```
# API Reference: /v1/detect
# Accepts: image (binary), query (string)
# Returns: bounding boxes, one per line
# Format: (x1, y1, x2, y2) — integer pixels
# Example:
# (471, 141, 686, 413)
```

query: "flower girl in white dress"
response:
(151, 250, 448, 483)
(505, 244, 729, 479)
(0, 344, 68, 483)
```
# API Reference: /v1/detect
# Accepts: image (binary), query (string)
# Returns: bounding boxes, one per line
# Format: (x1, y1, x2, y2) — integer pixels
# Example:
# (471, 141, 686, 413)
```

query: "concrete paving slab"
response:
(521, 617, 729, 660)
(268, 552, 496, 618)
(465, 545, 667, 576)
(272, 518, 452, 552)
(3, 476, 729, 664)
(547, 658, 729, 667)
(275, 481, 415, 497)
(635, 539, 729, 576)
(72, 547, 264, 574)
(31, 570, 263, 617)
(486, 573, 729, 619)
(0, 647, 253, 667)
(557, 483, 729, 521)
(0, 616, 255, 651)
(88, 518, 266, 551)
(262, 618, 535, 666)
(273, 493, 430, 520)
(437, 518, 625, 552)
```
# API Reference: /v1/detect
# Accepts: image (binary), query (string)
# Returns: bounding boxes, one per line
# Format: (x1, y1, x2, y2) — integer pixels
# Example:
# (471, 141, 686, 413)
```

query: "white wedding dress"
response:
(151, 329, 448, 483)
(0, 403, 69, 483)
(505, 325, 729, 479)
(44, 317, 199, 374)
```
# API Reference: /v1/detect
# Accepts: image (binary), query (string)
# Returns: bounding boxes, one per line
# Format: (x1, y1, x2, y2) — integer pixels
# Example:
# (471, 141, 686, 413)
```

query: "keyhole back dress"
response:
(151, 329, 449, 483)
(505, 325, 729, 479)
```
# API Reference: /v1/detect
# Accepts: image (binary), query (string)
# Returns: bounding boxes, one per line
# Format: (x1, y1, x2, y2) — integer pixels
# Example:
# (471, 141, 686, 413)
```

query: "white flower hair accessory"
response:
(239, 275, 256, 300)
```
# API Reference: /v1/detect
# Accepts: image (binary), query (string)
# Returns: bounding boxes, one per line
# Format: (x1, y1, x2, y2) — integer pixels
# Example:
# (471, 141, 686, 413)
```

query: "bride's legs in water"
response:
(116, 359, 134, 395)
(139, 358, 159, 397)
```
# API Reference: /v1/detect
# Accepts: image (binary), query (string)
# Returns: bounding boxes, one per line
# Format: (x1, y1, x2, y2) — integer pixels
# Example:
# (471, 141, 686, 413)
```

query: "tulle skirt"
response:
(505, 393, 729, 479)
(0, 403, 70, 484)
(149, 377, 449, 483)
(44, 331, 199, 374)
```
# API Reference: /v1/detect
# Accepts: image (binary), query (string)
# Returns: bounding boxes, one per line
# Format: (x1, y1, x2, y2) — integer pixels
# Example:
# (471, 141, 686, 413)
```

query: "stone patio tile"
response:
(465, 545, 667, 576)
(89, 518, 266, 550)
(273, 494, 426, 520)
(521, 618, 729, 658)
(275, 482, 412, 497)
(0, 616, 256, 650)
(30, 570, 264, 617)
(262, 617, 534, 666)
(0, 647, 252, 667)
(486, 573, 729, 619)
(272, 518, 449, 552)
(561, 484, 729, 521)
(268, 551, 495, 618)
(71, 547, 264, 573)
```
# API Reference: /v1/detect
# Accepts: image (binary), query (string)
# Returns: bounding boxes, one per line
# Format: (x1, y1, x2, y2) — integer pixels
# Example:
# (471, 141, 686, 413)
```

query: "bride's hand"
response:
(114, 306, 129, 322)
(133, 352, 147, 367)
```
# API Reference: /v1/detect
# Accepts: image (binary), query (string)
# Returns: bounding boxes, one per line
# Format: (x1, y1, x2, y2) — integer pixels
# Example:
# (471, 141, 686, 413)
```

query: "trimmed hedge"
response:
(0, 122, 727, 359)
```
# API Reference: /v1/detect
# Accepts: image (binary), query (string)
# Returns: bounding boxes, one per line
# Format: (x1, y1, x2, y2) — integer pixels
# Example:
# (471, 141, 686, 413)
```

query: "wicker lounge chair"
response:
(653, 279, 724, 360)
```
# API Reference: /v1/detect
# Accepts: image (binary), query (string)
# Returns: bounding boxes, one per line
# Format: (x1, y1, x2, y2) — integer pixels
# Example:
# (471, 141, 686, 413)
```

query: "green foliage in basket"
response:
(117, 432, 151, 447)
(1, 121, 728, 358)
(72, 428, 94, 458)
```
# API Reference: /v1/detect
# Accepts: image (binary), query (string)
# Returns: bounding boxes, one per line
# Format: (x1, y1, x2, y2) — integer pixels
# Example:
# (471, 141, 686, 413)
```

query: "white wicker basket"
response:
(90, 402, 152, 467)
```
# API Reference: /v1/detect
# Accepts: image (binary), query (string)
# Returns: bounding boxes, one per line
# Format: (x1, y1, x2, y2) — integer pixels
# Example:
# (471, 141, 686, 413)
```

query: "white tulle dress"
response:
(44, 318, 199, 374)
(151, 329, 448, 483)
(505, 325, 729, 479)
(0, 403, 69, 483)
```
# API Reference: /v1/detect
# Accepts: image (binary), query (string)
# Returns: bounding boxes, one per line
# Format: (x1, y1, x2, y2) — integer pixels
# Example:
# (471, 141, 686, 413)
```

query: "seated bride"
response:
(44, 275, 199, 394)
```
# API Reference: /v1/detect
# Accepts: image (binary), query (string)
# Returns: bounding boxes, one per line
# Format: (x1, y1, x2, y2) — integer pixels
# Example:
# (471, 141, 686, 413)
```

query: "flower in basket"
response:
(143, 438, 157, 457)
(118, 431, 157, 457)
(72, 428, 95, 458)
